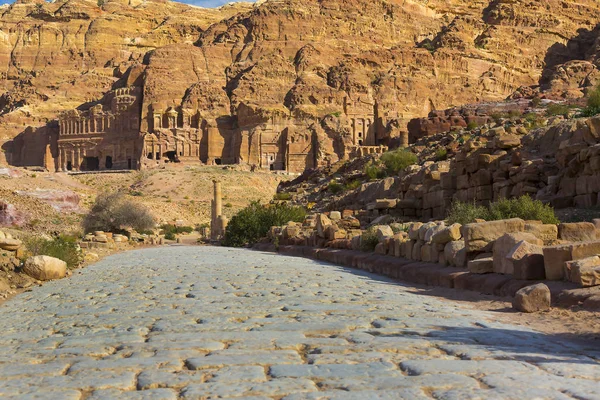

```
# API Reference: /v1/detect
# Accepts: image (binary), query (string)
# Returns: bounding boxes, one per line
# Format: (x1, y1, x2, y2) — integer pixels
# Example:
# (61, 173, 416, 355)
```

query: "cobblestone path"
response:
(1, 246, 599, 399)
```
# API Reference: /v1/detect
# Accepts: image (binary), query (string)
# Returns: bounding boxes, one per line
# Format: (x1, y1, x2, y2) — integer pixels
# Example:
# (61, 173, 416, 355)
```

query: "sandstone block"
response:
(444, 240, 465, 267)
(424, 223, 445, 243)
(524, 223, 558, 244)
(543, 240, 600, 280)
(507, 240, 545, 280)
(412, 241, 423, 261)
(493, 232, 543, 275)
(543, 245, 573, 281)
(325, 226, 346, 241)
(418, 222, 437, 241)
(407, 222, 423, 240)
(402, 240, 415, 259)
(583, 295, 600, 311)
(374, 225, 394, 241)
(566, 256, 600, 287)
(316, 214, 333, 238)
(462, 218, 525, 252)
(513, 283, 551, 313)
(375, 199, 397, 209)
(23, 255, 67, 281)
(468, 256, 494, 274)
(329, 211, 341, 221)
(0, 238, 22, 251)
(374, 243, 386, 255)
(432, 223, 462, 244)
(558, 222, 597, 242)
(420, 244, 437, 263)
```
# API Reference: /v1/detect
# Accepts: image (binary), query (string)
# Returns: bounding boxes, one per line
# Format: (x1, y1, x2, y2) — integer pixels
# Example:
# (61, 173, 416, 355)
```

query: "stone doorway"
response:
(165, 151, 178, 162)
(85, 157, 99, 171)
(105, 156, 113, 169)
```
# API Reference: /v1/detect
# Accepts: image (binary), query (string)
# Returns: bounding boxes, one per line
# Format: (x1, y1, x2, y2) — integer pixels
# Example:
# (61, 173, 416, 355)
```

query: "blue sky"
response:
(0, 0, 255, 7)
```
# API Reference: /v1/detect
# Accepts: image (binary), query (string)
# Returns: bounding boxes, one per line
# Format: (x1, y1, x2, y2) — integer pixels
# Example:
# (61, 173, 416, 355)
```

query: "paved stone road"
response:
(1, 247, 599, 399)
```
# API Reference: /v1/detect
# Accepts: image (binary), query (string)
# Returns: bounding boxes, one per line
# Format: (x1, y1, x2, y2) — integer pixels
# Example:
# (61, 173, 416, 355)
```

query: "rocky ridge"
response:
(3, 0, 600, 165)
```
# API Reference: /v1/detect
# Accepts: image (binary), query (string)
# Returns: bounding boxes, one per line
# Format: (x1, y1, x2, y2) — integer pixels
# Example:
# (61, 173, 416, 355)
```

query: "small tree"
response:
(223, 201, 306, 247)
(83, 192, 155, 233)
(582, 84, 600, 117)
(380, 149, 417, 176)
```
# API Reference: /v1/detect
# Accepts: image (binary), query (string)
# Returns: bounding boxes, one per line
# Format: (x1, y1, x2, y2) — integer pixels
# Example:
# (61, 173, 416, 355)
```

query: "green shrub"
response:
(195, 223, 210, 232)
(274, 192, 292, 201)
(380, 149, 417, 176)
(345, 180, 362, 191)
(545, 103, 570, 118)
(582, 84, 600, 117)
(447, 196, 559, 225)
(223, 201, 306, 247)
(24, 235, 83, 269)
(447, 201, 491, 225)
(531, 97, 542, 107)
(488, 196, 559, 224)
(364, 163, 385, 181)
(466, 121, 478, 130)
(328, 180, 344, 194)
(83, 192, 155, 233)
(161, 224, 194, 237)
(164, 232, 176, 240)
(435, 148, 448, 161)
(360, 228, 379, 252)
(224, 202, 233, 208)
(420, 41, 435, 53)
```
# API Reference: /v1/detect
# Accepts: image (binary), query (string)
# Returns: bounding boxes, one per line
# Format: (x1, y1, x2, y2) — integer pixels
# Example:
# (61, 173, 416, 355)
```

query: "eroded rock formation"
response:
(3, 0, 600, 172)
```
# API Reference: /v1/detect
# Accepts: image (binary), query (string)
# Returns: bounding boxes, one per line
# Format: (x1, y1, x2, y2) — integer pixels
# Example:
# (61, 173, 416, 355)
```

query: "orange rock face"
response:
(2, 0, 600, 171)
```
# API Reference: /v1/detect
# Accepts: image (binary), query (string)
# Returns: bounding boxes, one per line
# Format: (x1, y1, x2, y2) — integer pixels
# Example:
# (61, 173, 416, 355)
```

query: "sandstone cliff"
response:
(0, 0, 251, 157)
(3, 0, 600, 166)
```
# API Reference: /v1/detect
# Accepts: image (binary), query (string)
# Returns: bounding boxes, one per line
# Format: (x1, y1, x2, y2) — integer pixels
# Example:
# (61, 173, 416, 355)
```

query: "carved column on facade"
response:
(74, 146, 80, 171)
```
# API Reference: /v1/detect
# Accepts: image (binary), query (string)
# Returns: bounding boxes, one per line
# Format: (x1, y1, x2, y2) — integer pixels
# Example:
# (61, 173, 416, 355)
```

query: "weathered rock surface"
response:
(4, 0, 600, 171)
(513, 284, 551, 313)
(23, 255, 67, 281)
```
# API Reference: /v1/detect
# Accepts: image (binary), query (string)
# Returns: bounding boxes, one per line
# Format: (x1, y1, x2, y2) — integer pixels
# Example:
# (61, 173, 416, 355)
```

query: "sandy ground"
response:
(0, 164, 286, 235)
(407, 286, 600, 340)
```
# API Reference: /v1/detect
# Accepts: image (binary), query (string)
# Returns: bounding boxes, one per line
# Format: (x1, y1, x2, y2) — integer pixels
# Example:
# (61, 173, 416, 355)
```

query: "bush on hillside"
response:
(223, 201, 306, 247)
(328, 180, 344, 194)
(82, 192, 155, 234)
(380, 149, 418, 176)
(466, 121, 478, 130)
(161, 224, 194, 239)
(364, 162, 386, 181)
(446, 201, 491, 225)
(487, 196, 559, 224)
(360, 228, 379, 252)
(581, 84, 600, 117)
(345, 180, 362, 191)
(435, 148, 448, 161)
(274, 192, 292, 201)
(447, 196, 559, 225)
(24, 235, 83, 269)
(546, 103, 571, 118)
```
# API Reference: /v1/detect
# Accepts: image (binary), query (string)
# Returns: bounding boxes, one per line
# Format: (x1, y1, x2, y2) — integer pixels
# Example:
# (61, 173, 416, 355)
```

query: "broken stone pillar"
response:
(211, 180, 224, 240)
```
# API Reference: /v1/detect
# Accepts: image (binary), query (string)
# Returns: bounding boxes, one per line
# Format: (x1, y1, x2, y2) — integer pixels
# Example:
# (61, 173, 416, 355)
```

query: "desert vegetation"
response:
(447, 196, 559, 225)
(82, 192, 155, 234)
(223, 202, 306, 247)
(23, 235, 83, 269)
